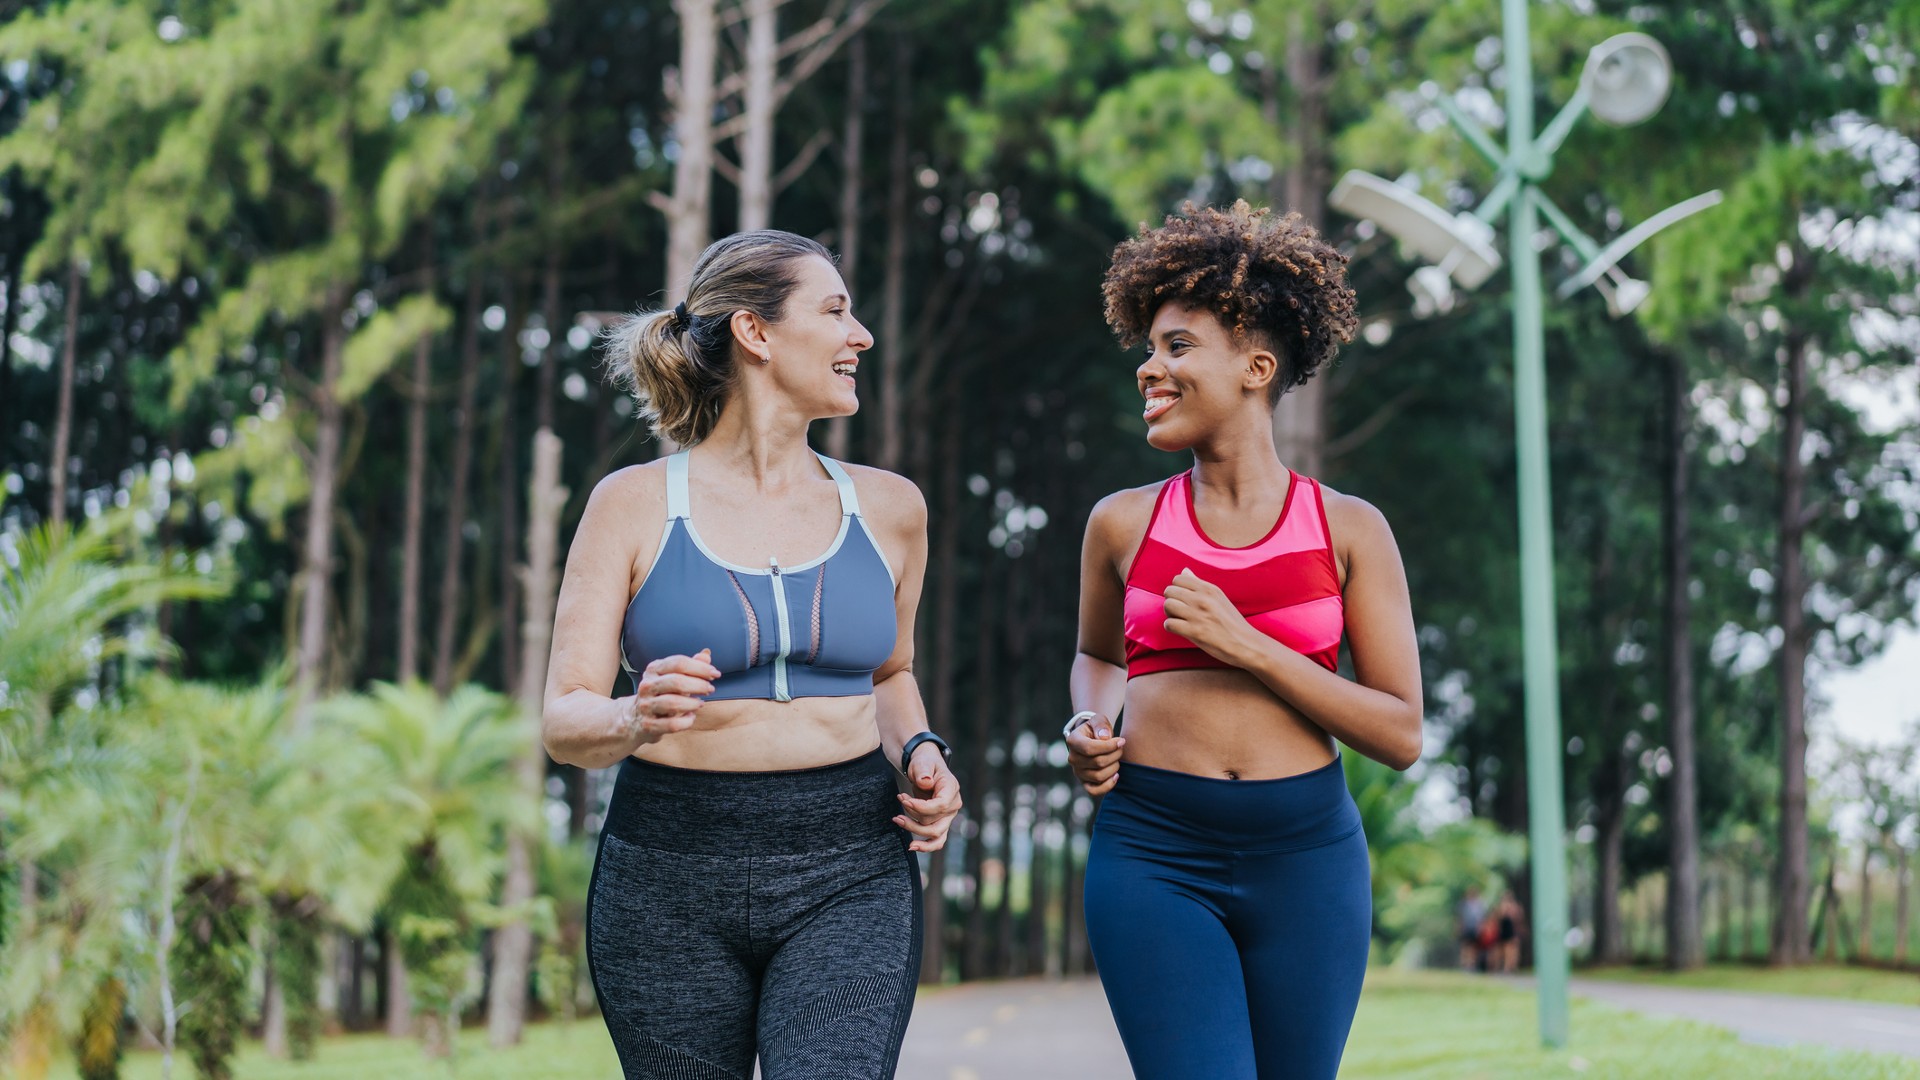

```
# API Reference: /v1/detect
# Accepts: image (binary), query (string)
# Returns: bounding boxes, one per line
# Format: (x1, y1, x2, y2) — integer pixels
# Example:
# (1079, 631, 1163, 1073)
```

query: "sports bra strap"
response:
(665, 450, 691, 519)
(815, 453, 860, 516)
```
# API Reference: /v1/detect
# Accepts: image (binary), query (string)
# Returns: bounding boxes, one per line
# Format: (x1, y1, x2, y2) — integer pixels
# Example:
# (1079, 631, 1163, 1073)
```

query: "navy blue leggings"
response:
(1083, 755, 1371, 1080)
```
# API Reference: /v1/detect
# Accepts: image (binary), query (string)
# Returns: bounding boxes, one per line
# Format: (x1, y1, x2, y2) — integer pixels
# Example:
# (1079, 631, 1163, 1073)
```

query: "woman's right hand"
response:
(1065, 714, 1125, 797)
(620, 649, 720, 749)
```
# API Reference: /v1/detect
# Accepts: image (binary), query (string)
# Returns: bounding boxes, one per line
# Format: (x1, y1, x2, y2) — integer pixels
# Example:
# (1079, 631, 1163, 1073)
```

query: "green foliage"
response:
(173, 872, 251, 1080)
(267, 893, 324, 1061)
(318, 681, 529, 1050)
(1073, 67, 1290, 226)
(71, 975, 124, 1080)
(532, 839, 594, 1022)
(392, 851, 475, 1059)
(0, 512, 226, 1054)
(1346, 753, 1525, 963)
(337, 294, 453, 402)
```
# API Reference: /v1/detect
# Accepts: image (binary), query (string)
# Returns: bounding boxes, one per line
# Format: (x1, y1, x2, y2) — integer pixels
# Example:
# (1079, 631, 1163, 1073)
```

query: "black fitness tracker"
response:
(900, 731, 951, 776)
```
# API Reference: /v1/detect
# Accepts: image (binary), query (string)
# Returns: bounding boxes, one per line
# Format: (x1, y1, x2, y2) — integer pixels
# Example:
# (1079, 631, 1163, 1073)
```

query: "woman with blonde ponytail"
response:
(542, 230, 962, 1079)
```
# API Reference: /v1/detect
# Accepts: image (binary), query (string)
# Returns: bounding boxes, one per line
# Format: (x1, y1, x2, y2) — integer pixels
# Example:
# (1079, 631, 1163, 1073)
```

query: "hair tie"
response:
(671, 301, 690, 331)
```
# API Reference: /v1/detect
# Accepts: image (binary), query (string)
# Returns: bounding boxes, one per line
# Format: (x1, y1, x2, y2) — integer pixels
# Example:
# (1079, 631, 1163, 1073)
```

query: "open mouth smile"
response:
(1143, 389, 1179, 422)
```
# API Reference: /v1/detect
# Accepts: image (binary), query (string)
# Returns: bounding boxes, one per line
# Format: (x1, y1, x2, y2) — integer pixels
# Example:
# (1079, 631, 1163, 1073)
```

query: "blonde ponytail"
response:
(602, 230, 834, 447)
(604, 305, 732, 447)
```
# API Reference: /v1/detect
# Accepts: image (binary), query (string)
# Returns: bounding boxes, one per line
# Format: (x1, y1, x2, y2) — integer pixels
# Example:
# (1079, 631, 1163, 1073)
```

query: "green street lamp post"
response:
(1329, 0, 1720, 1049)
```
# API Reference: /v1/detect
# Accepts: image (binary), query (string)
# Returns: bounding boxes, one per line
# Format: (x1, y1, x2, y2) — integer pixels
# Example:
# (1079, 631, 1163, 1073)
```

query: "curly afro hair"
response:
(1102, 200, 1358, 401)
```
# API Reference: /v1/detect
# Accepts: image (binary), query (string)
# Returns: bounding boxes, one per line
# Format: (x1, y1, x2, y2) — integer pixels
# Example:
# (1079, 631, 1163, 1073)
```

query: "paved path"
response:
(894, 974, 1920, 1078)
(898, 978, 1129, 1079)
(1564, 977, 1920, 1060)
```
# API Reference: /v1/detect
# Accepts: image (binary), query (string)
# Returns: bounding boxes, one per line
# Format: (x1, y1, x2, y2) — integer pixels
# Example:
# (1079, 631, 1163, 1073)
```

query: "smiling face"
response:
(739, 255, 873, 421)
(1135, 302, 1280, 452)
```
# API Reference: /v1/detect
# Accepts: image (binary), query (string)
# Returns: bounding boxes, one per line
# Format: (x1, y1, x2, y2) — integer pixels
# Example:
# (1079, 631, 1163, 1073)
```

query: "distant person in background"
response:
(1493, 890, 1526, 974)
(1064, 201, 1424, 1080)
(542, 230, 962, 1079)
(1457, 885, 1488, 971)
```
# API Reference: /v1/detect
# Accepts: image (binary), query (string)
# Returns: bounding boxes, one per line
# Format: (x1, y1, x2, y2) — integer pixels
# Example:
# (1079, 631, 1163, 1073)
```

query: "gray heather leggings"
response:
(586, 750, 922, 1079)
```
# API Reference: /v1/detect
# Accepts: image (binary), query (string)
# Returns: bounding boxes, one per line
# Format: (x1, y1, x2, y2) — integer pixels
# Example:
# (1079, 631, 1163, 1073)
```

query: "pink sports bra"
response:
(1122, 470, 1344, 678)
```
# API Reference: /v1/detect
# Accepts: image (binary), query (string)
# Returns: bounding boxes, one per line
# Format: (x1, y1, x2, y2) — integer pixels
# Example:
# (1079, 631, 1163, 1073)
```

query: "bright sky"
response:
(1814, 616, 1920, 749)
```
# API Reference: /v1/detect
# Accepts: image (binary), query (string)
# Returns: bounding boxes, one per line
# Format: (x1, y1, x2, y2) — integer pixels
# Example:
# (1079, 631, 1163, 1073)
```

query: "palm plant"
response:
(534, 838, 597, 1022)
(132, 672, 405, 1067)
(0, 511, 224, 1079)
(1345, 753, 1526, 966)
(319, 681, 535, 1058)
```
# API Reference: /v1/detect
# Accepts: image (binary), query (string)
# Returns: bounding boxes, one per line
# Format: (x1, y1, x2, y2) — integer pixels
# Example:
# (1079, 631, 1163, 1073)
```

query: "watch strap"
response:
(900, 731, 950, 777)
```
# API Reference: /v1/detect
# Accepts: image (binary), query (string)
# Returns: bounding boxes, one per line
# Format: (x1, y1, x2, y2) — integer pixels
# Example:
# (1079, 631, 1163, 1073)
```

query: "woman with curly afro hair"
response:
(1062, 201, 1422, 1080)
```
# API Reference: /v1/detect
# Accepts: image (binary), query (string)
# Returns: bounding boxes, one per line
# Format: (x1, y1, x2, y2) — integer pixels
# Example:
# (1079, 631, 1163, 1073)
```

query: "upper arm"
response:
(1327, 491, 1422, 712)
(544, 467, 661, 709)
(1077, 489, 1151, 668)
(848, 466, 928, 683)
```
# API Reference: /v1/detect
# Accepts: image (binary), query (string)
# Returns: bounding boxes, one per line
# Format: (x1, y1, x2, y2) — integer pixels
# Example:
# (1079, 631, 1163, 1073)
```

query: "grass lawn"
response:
(1578, 961, 1920, 1007)
(50, 970, 1920, 1079)
(1344, 969, 1919, 1079)
(48, 1019, 622, 1080)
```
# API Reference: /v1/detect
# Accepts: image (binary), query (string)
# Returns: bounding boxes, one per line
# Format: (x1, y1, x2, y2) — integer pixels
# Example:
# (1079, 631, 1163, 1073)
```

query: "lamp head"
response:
(1329, 170, 1502, 289)
(1409, 266, 1456, 319)
(1583, 33, 1672, 127)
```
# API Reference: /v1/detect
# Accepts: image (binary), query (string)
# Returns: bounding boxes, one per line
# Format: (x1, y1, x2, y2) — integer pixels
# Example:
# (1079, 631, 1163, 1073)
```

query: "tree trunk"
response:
(341, 934, 366, 1029)
(496, 287, 526, 689)
(1859, 845, 1875, 961)
(1728, 857, 1743, 957)
(1663, 346, 1703, 970)
(988, 559, 1028, 976)
(1771, 328, 1812, 966)
(825, 34, 865, 461)
(919, 403, 960, 983)
(1895, 845, 1910, 965)
(261, 972, 287, 1060)
(1819, 857, 1840, 961)
(1593, 783, 1628, 963)
(0, 228, 20, 467)
(293, 280, 348, 722)
(385, 927, 412, 1038)
(1743, 860, 1759, 960)
(1025, 790, 1052, 976)
(49, 258, 82, 530)
(875, 39, 910, 473)
(433, 227, 487, 696)
(1063, 803, 1090, 975)
(487, 430, 568, 1048)
(1272, 6, 1329, 479)
(663, 0, 716, 304)
(738, 0, 777, 231)
(960, 558, 999, 980)
(538, 244, 561, 435)
(398, 244, 435, 684)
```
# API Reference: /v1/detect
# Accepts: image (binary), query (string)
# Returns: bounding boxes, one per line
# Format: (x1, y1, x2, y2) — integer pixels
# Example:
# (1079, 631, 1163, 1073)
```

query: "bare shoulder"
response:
(1317, 483, 1398, 554)
(574, 460, 668, 544)
(1084, 478, 1171, 574)
(587, 459, 667, 513)
(1088, 478, 1169, 541)
(838, 462, 927, 532)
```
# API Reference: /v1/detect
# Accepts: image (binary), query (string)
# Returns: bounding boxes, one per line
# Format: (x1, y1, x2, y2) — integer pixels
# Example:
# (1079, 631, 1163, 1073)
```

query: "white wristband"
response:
(1062, 710, 1102, 738)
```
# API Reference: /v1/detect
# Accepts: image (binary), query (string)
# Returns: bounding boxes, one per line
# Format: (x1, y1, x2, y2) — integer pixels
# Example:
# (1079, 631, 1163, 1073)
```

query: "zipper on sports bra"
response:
(768, 557, 793, 701)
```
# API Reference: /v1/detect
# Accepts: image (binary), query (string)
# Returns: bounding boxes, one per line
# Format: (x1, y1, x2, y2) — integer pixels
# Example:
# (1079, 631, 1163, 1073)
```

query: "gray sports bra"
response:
(620, 450, 898, 701)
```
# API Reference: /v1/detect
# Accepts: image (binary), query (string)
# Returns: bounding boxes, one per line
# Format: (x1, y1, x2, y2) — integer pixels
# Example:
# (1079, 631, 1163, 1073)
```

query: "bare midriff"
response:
(1121, 668, 1336, 781)
(629, 695, 882, 772)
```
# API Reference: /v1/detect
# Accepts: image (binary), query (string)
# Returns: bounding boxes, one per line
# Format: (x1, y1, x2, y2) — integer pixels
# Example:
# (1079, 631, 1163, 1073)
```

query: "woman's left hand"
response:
(1163, 568, 1257, 665)
(896, 745, 963, 852)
